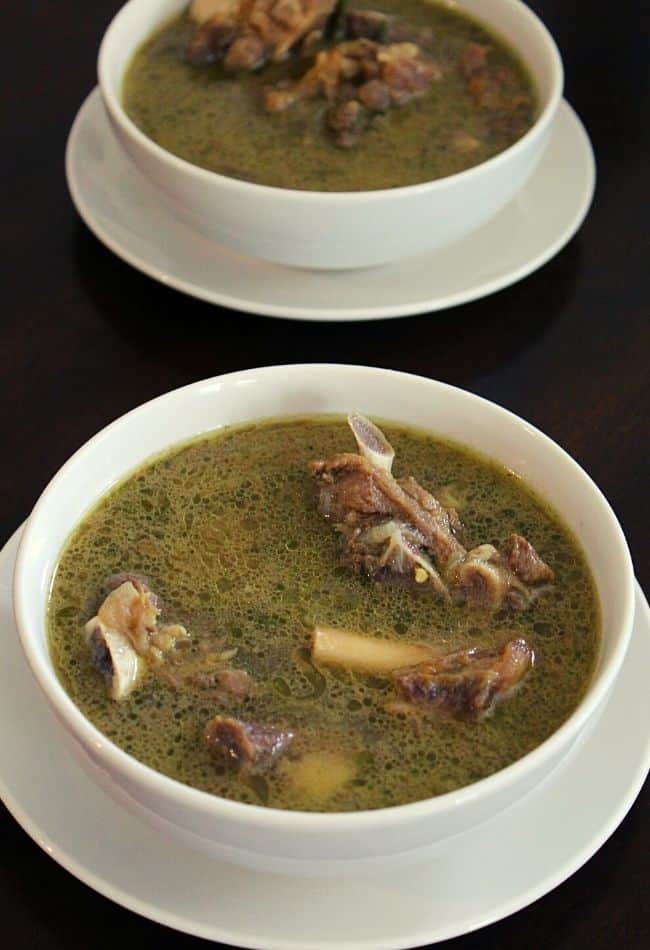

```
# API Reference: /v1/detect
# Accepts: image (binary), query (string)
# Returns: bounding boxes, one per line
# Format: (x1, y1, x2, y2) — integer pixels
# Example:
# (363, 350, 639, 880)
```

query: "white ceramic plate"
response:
(1, 525, 648, 948)
(65, 89, 595, 322)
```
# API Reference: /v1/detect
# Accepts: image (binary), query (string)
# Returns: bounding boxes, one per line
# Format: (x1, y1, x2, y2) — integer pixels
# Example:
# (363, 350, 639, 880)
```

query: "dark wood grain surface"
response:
(1, 1, 647, 947)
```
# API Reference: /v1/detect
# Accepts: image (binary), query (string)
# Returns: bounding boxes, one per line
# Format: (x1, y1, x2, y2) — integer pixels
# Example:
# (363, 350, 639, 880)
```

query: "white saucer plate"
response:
(66, 89, 595, 322)
(1, 525, 648, 949)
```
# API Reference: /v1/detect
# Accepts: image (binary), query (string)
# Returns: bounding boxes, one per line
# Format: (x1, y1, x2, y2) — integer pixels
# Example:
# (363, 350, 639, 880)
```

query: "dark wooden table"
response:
(2, 2, 647, 947)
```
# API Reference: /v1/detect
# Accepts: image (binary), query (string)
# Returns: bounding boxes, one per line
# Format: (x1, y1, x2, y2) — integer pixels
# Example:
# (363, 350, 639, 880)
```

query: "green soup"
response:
(48, 417, 599, 812)
(122, 1, 537, 191)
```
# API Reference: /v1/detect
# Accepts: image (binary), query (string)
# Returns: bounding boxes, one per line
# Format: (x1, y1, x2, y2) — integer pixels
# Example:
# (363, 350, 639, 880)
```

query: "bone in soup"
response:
(121, 0, 538, 191)
(48, 415, 599, 812)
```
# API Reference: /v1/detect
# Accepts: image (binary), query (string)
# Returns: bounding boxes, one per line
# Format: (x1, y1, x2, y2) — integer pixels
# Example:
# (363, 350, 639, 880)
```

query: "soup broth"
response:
(122, 1, 537, 191)
(48, 417, 599, 811)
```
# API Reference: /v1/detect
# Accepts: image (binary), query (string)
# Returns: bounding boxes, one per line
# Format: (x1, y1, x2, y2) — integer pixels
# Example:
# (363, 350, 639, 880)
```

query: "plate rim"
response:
(1, 524, 648, 949)
(65, 90, 596, 322)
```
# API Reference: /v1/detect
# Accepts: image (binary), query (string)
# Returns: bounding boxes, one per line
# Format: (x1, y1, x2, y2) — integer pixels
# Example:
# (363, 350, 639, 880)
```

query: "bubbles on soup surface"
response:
(49, 417, 599, 810)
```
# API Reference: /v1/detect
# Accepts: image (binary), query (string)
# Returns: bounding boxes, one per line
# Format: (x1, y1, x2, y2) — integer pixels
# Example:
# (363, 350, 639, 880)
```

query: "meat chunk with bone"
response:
(343, 8, 390, 41)
(392, 638, 534, 718)
(503, 533, 555, 586)
(90, 577, 159, 656)
(449, 534, 555, 611)
(84, 623, 144, 701)
(310, 413, 554, 611)
(457, 40, 534, 141)
(457, 41, 490, 78)
(453, 543, 531, 612)
(192, 667, 256, 705)
(83, 579, 189, 699)
(204, 715, 294, 771)
(326, 98, 367, 148)
(264, 39, 440, 145)
(344, 519, 448, 596)
(186, 0, 337, 69)
(311, 415, 465, 570)
(344, 9, 433, 47)
(189, 0, 239, 21)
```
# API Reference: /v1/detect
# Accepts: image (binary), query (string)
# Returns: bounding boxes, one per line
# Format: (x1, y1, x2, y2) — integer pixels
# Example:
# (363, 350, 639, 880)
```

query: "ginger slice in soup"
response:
(284, 750, 356, 801)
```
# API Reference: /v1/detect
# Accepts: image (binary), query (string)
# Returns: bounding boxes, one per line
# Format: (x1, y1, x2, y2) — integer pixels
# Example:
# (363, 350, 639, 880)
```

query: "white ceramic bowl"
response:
(14, 366, 635, 873)
(97, 0, 563, 269)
